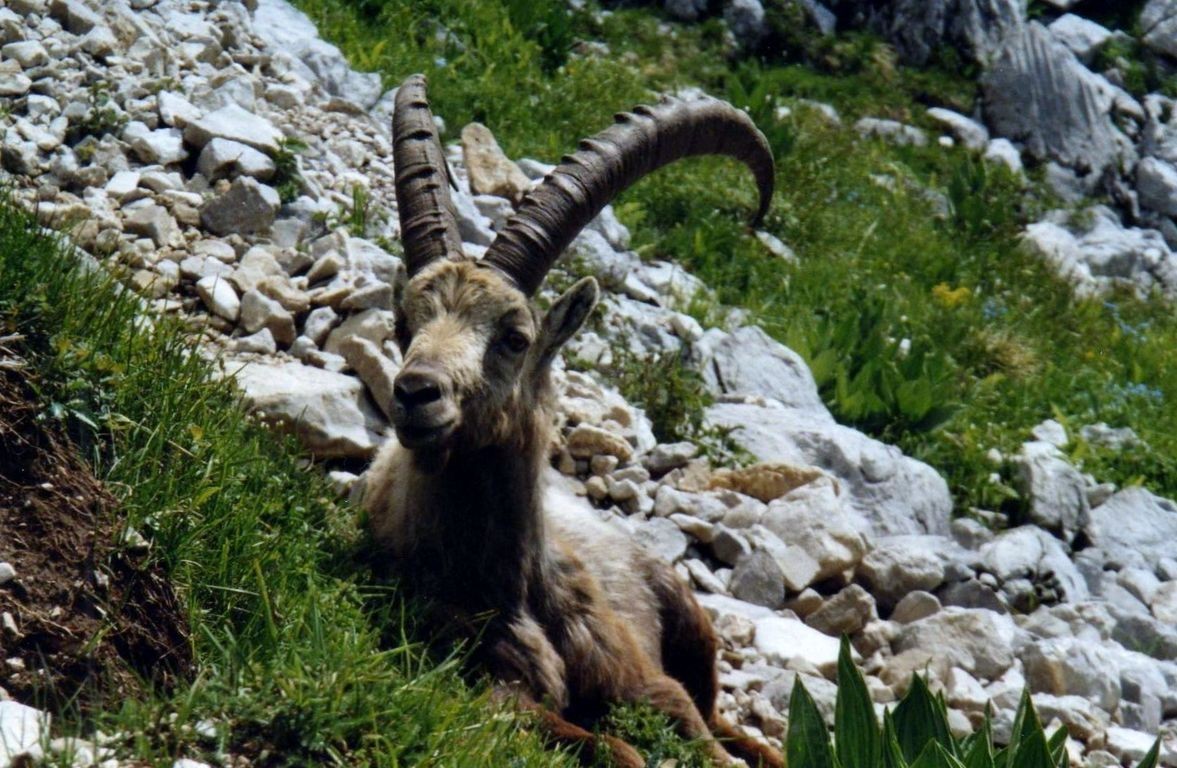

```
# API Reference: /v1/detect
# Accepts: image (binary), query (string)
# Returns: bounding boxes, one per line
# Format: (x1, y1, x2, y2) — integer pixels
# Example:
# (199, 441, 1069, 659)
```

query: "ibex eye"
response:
(504, 331, 530, 353)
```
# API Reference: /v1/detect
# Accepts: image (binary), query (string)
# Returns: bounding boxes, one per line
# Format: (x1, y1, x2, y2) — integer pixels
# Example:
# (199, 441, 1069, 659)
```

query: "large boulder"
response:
(251, 0, 384, 107)
(1141, 0, 1177, 60)
(705, 399, 952, 537)
(1022, 637, 1121, 711)
(982, 22, 1136, 182)
(893, 607, 1021, 679)
(230, 359, 386, 459)
(693, 326, 826, 412)
(1085, 486, 1177, 571)
(759, 476, 868, 581)
(858, 535, 949, 610)
(1022, 207, 1177, 300)
(853, 0, 1023, 66)
(1011, 440, 1089, 540)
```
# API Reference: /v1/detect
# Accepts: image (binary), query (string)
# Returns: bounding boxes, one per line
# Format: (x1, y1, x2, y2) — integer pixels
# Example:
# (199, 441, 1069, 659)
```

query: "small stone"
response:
(49, 0, 100, 33)
(1030, 418, 1068, 448)
(635, 517, 689, 564)
(1151, 580, 1177, 624)
(890, 591, 941, 624)
(855, 117, 928, 147)
(0, 72, 32, 97)
(81, 24, 118, 58)
(234, 328, 276, 354)
(585, 475, 608, 502)
(239, 289, 295, 346)
(230, 247, 285, 293)
(643, 441, 698, 476)
(323, 308, 395, 356)
(590, 454, 619, 476)
(123, 204, 176, 247)
(858, 535, 947, 610)
(1, 41, 49, 68)
(123, 122, 188, 166)
(461, 122, 532, 204)
(983, 138, 1024, 174)
(105, 170, 141, 201)
(302, 306, 338, 346)
(256, 276, 310, 314)
(1104, 726, 1159, 763)
(180, 256, 231, 281)
(754, 616, 844, 678)
(195, 275, 240, 322)
(340, 281, 394, 311)
(711, 526, 751, 567)
(157, 91, 202, 128)
(183, 103, 283, 154)
(730, 550, 786, 609)
(194, 239, 237, 264)
(806, 584, 876, 637)
(200, 177, 280, 237)
(566, 424, 633, 462)
(709, 462, 828, 503)
(0, 562, 14, 585)
(784, 588, 824, 618)
(0, 700, 49, 766)
(197, 138, 276, 182)
(336, 336, 400, 422)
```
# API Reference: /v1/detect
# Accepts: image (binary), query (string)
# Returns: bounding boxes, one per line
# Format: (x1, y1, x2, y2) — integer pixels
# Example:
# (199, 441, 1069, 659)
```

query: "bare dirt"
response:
(0, 364, 191, 710)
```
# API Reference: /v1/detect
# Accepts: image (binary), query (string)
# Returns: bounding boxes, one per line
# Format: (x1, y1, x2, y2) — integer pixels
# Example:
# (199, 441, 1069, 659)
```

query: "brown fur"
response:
(364, 259, 783, 767)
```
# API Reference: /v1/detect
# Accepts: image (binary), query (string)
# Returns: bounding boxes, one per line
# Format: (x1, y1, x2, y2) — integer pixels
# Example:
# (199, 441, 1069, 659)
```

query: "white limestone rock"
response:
(230, 359, 386, 459)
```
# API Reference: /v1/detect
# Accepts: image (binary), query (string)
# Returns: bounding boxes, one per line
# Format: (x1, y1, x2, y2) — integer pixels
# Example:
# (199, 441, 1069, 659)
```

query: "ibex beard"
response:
(362, 73, 782, 768)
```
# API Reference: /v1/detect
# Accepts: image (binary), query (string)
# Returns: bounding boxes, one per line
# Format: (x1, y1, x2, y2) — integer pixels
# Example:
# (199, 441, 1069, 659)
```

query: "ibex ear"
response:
(528, 277, 599, 378)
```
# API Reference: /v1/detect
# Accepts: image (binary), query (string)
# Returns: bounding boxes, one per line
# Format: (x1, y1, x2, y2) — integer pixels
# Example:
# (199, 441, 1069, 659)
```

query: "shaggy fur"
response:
(364, 259, 783, 767)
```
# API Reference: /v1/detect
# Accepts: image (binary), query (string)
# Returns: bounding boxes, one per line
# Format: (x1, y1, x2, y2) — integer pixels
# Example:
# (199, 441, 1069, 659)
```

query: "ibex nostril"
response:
(394, 371, 443, 409)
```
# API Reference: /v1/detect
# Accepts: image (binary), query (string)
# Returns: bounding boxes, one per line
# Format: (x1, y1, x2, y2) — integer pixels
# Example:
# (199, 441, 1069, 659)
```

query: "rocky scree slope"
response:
(0, 0, 1175, 766)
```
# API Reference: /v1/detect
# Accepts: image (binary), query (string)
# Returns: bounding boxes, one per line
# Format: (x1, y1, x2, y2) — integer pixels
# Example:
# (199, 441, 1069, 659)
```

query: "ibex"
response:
(363, 74, 780, 767)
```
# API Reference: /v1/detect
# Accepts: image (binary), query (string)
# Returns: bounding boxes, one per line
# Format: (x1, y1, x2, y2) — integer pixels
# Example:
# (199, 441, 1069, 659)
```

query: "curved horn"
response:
(482, 95, 775, 295)
(393, 74, 463, 277)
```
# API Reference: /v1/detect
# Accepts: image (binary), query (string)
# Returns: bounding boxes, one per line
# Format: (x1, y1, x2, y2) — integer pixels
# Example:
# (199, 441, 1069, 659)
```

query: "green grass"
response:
(296, 0, 1177, 517)
(0, 200, 574, 765)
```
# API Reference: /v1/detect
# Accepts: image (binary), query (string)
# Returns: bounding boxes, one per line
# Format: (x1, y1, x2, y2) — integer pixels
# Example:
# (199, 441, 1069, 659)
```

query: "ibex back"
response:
(363, 74, 782, 767)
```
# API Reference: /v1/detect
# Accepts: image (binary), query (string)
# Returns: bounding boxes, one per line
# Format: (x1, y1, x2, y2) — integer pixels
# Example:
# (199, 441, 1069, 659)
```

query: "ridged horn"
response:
(394, 74, 463, 277)
(482, 95, 775, 295)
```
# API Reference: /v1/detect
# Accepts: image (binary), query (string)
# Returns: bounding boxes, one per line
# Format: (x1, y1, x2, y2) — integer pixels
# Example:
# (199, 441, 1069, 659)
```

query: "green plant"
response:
(786, 638, 1163, 768)
(272, 136, 308, 204)
(597, 701, 708, 766)
(945, 155, 1021, 241)
(314, 185, 376, 236)
(0, 197, 573, 766)
(608, 346, 711, 445)
(787, 290, 959, 439)
(66, 82, 127, 144)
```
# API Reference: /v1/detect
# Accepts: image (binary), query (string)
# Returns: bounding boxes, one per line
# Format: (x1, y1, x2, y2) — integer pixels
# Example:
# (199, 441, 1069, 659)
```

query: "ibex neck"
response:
(410, 427, 549, 611)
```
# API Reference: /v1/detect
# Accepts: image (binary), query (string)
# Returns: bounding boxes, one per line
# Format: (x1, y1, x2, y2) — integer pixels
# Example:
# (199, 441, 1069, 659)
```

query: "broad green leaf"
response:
(787, 677, 837, 768)
(884, 709, 909, 768)
(1004, 689, 1034, 766)
(1136, 738, 1162, 768)
(835, 636, 880, 768)
(1046, 727, 1068, 768)
(910, 740, 967, 768)
(893, 675, 953, 763)
(1009, 728, 1054, 768)
(961, 709, 994, 768)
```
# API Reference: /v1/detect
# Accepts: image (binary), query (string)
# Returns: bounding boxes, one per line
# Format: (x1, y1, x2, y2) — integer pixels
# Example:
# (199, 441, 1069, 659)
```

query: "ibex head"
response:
(389, 74, 774, 459)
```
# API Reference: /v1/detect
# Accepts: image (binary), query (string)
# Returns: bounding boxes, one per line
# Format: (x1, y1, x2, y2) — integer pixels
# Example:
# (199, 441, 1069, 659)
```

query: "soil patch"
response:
(0, 364, 191, 710)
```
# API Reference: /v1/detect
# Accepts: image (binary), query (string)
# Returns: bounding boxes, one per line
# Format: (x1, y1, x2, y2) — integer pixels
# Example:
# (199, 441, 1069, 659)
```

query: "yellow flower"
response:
(932, 282, 971, 308)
